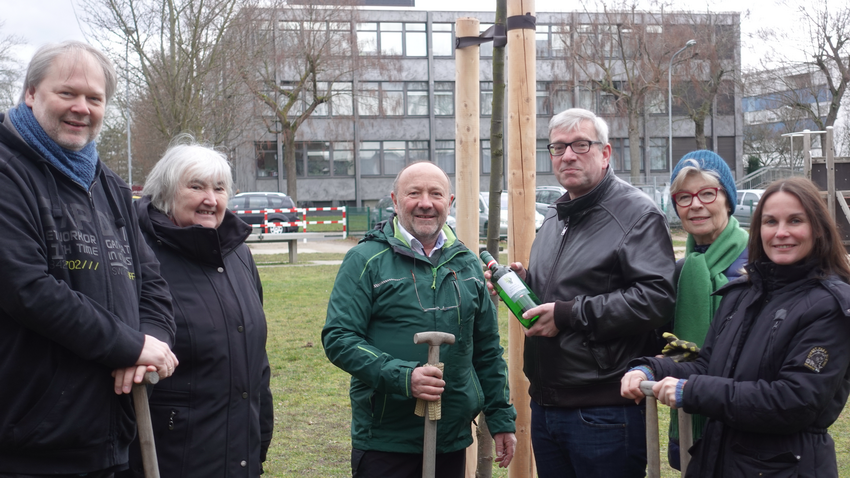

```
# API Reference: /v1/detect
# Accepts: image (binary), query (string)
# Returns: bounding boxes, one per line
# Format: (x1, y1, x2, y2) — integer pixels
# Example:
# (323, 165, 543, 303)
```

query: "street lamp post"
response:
(668, 39, 696, 172)
(124, 28, 135, 188)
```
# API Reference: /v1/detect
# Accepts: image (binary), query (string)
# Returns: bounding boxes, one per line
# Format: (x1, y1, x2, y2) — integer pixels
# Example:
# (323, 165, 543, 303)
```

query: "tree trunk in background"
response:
(694, 114, 707, 150)
(486, 0, 506, 263)
(628, 104, 641, 184)
(475, 414, 494, 478)
(478, 0, 506, 475)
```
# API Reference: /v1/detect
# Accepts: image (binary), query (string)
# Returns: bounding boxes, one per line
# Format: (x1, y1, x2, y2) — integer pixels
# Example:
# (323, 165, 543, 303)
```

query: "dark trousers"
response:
(530, 400, 647, 478)
(351, 448, 465, 478)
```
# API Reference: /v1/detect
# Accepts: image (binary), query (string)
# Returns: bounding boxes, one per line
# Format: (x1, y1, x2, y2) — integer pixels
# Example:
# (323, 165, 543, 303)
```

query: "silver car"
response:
(734, 189, 764, 228)
(451, 191, 544, 238)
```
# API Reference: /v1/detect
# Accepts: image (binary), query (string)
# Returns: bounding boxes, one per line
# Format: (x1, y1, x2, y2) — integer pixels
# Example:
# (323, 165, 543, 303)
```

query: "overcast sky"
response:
(0, 0, 838, 72)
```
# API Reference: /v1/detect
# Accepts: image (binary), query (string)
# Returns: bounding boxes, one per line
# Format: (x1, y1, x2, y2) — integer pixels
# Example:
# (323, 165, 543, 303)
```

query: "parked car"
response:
(370, 195, 395, 228)
(228, 192, 299, 233)
(451, 191, 544, 239)
(535, 185, 566, 216)
(733, 189, 765, 228)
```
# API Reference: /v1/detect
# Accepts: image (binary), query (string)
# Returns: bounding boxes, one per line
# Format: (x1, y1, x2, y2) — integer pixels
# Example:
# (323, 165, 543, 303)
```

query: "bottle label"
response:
(496, 271, 526, 298)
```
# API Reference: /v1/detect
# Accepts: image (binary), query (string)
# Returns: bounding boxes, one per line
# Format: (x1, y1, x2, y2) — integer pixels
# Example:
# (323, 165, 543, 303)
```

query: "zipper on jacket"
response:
(542, 217, 570, 301)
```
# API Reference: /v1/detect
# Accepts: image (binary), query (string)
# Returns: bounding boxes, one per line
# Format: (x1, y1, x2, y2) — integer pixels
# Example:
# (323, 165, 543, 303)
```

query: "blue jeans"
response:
(531, 400, 647, 478)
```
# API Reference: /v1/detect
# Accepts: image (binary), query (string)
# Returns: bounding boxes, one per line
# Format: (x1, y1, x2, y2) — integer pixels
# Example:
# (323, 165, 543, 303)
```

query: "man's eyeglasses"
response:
(547, 140, 602, 156)
(673, 187, 720, 208)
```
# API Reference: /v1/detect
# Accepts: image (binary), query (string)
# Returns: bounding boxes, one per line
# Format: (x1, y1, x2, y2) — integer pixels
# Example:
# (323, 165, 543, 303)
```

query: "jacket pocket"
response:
(149, 390, 192, 475)
(12, 366, 70, 447)
(728, 442, 799, 478)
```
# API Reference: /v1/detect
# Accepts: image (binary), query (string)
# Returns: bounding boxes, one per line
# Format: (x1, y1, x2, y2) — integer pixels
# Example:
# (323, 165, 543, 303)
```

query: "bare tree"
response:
(757, 0, 849, 131)
(671, 13, 739, 150)
(561, 5, 672, 184)
(230, 2, 368, 204)
(742, 107, 809, 170)
(0, 21, 22, 111)
(80, 0, 248, 180)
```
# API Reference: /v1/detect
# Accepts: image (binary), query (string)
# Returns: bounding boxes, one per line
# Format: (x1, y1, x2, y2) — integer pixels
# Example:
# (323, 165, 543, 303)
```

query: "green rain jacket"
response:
(323, 218, 516, 454)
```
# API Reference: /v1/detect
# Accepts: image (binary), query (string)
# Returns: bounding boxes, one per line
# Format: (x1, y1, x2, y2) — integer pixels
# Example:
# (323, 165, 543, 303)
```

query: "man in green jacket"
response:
(323, 161, 517, 477)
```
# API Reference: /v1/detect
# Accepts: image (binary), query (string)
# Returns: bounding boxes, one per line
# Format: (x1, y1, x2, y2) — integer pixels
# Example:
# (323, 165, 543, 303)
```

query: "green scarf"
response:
(670, 215, 748, 446)
(673, 215, 748, 347)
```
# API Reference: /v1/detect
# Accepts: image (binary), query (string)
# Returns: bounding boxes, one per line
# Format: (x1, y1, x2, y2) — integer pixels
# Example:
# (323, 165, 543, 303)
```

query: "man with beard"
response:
(0, 41, 177, 476)
(323, 161, 516, 477)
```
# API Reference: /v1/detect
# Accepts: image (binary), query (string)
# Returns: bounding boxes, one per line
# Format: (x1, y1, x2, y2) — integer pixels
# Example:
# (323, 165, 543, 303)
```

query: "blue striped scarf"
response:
(8, 104, 98, 188)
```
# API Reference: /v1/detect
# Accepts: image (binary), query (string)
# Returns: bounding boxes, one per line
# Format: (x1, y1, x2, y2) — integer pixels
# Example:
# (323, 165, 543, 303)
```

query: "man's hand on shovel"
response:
(411, 366, 445, 401)
(112, 334, 179, 395)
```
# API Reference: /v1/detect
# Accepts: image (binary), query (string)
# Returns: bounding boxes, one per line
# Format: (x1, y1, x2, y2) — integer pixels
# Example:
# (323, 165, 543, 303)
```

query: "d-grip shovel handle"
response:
(133, 371, 161, 478)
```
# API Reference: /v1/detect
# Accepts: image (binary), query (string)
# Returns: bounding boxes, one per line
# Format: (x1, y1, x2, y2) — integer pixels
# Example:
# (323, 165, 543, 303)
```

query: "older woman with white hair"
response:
(120, 139, 273, 477)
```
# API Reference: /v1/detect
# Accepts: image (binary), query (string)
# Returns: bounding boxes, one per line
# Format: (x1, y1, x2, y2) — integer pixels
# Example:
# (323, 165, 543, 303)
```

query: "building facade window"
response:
(537, 139, 552, 172)
(599, 88, 618, 115)
(434, 82, 454, 116)
(537, 82, 551, 116)
(551, 83, 573, 114)
(648, 138, 668, 171)
(358, 140, 432, 177)
(407, 82, 429, 116)
(307, 142, 330, 176)
(432, 23, 454, 57)
(356, 22, 427, 56)
(479, 23, 494, 57)
(436, 140, 455, 174)
(611, 138, 669, 173)
(255, 141, 278, 178)
(535, 24, 570, 58)
(481, 139, 491, 174)
(611, 138, 644, 173)
(481, 82, 493, 116)
(536, 25, 551, 58)
(312, 81, 353, 117)
(256, 141, 354, 178)
(333, 142, 355, 176)
(357, 82, 434, 117)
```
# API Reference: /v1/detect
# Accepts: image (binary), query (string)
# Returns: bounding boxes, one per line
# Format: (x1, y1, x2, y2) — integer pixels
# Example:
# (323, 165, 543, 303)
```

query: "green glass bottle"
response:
(480, 250, 540, 328)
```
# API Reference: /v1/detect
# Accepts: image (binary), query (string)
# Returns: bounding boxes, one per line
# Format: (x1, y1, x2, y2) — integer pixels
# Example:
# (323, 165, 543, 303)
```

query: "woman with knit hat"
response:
(661, 150, 749, 469)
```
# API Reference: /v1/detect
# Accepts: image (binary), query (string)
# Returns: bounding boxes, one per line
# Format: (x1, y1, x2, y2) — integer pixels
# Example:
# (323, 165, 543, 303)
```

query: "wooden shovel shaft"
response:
(133, 371, 161, 478)
(641, 380, 692, 478)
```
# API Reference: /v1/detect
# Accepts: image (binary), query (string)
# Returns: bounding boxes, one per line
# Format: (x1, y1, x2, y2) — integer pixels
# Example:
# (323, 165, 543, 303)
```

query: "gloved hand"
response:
(662, 332, 700, 362)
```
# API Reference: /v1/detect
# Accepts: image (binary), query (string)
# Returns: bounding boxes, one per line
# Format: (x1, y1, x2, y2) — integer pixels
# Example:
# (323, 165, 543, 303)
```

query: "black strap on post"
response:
(455, 23, 507, 50)
(506, 13, 536, 31)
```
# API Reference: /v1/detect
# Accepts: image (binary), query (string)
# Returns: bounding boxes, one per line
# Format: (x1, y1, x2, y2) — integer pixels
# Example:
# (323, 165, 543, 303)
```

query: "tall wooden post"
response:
(506, 0, 536, 476)
(454, 17, 482, 477)
(455, 18, 481, 250)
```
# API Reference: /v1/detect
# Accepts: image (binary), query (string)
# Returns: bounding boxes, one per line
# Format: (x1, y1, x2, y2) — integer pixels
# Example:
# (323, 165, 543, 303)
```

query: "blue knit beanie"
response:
(670, 150, 736, 217)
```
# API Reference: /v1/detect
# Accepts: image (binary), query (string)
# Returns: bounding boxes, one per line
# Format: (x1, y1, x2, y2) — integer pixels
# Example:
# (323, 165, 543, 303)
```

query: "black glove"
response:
(661, 332, 700, 362)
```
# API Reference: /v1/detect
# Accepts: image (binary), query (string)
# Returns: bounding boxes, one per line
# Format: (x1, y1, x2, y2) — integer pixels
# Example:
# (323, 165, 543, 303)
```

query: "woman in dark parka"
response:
(120, 139, 273, 477)
(622, 177, 850, 478)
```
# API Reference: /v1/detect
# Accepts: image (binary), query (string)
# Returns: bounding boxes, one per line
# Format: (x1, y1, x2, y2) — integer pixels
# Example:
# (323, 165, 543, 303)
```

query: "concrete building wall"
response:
(233, 9, 743, 206)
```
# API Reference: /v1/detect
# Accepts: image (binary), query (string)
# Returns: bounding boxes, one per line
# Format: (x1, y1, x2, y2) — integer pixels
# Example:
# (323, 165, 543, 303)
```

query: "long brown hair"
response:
(748, 177, 850, 282)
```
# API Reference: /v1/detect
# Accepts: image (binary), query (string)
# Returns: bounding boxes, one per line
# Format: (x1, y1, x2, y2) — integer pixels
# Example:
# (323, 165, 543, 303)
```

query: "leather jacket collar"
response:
(555, 166, 614, 222)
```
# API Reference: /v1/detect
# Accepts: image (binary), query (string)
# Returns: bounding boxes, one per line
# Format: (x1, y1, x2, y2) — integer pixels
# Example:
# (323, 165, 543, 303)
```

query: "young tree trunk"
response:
(693, 114, 707, 150)
(480, 1, 505, 471)
(475, 414, 494, 478)
(282, 127, 298, 204)
(628, 105, 641, 184)
(486, 0, 506, 262)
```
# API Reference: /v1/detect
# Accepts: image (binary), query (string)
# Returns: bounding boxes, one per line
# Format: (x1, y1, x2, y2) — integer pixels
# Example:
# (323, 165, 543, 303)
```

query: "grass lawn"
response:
(258, 255, 850, 477)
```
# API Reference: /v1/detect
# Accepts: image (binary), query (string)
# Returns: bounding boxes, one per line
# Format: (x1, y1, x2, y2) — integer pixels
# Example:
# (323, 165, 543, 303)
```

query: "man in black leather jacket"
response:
(504, 108, 675, 477)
